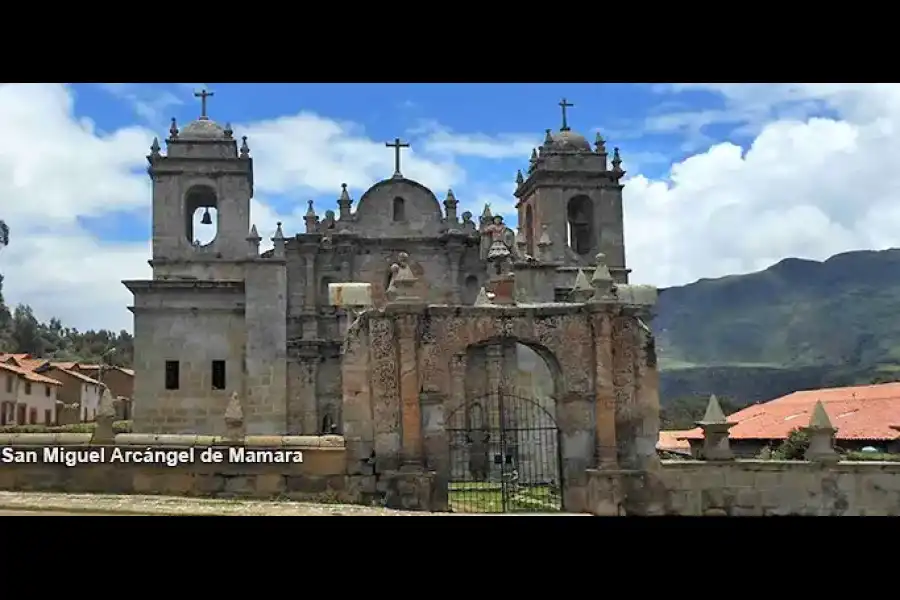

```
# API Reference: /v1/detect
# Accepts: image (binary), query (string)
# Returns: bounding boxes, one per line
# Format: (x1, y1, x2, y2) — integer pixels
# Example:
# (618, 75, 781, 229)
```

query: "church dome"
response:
(179, 118, 227, 140)
(547, 129, 592, 152)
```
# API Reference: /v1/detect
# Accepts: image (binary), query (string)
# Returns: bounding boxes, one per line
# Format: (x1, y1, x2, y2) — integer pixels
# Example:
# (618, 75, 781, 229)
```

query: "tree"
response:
(771, 428, 809, 460)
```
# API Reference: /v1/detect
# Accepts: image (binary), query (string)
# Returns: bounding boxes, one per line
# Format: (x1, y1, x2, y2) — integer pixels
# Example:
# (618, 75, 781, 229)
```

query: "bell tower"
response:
(147, 89, 254, 280)
(514, 98, 629, 283)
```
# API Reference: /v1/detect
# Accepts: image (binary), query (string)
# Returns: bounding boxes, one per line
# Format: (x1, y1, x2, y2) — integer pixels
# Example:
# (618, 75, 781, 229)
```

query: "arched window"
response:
(566, 195, 594, 256)
(525, 204, 535, 256)
(184, 185, 218, 247)
(392, 197, 405, 222)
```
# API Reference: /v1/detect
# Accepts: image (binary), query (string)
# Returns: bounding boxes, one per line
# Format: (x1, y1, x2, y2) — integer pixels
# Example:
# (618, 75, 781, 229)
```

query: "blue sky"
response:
(72, 83, 734, 244)
(1, 83, 895, 331)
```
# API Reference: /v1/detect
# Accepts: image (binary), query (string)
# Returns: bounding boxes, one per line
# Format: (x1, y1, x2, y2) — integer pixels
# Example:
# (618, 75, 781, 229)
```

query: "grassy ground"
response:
(448, 482, 562, 513)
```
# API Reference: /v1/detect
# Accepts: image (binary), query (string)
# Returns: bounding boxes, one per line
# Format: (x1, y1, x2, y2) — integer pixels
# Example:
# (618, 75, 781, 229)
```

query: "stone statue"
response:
(482, 215, 518, 275)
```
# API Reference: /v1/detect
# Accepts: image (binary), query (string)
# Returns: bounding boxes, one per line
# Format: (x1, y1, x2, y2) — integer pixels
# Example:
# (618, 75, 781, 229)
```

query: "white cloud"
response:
(624, 84, 900, 287)
(6, 82, 900, 335)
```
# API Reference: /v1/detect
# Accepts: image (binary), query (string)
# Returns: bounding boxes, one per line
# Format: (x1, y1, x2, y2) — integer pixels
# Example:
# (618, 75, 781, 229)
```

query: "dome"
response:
(179, 118, 228, 140)
(548, 129, 591, 152)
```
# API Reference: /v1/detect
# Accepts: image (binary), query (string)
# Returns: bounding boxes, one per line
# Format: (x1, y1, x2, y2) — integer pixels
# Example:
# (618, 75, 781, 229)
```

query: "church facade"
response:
(124, 98, 632, 436)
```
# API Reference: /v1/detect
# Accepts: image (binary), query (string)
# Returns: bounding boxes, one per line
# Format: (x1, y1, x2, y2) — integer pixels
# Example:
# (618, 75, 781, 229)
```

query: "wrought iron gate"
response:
(446, 389, 563, 513)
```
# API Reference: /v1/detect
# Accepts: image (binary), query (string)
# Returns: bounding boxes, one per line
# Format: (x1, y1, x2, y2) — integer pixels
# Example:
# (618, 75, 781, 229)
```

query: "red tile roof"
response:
(657, 430, 692, 453)
(1, 353, 49, 372)
(0, 361, 62, 386)
(679, 382, 900, 442)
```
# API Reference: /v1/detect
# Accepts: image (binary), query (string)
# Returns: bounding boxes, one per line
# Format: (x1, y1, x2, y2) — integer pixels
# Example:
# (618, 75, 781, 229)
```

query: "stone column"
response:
(611, 316, 639, 468)
(302, 254, 318, 339)
(447, 246, 463, 304)
(446, 353, 468, 429)
(397, 312, 424, 466)
(299, 352, 319, 434)
(485, 343, 503, 393)
(591, 310, 617, 467)
(633, 314, 661, 468)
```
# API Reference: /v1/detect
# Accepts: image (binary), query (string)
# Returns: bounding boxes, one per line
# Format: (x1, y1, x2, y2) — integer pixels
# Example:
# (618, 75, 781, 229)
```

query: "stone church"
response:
(124, 96, 632, 436)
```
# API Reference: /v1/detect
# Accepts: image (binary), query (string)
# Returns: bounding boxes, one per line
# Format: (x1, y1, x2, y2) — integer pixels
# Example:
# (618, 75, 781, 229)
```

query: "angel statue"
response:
(482, 215, 518, 275)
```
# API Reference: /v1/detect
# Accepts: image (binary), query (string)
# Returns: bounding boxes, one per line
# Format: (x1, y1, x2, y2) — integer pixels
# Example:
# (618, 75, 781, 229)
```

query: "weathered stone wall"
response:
(586, 460, 900, 516)
(130, 285, 246, 435)
(0, 433, 349, 502)
(244, 260, 288, 435)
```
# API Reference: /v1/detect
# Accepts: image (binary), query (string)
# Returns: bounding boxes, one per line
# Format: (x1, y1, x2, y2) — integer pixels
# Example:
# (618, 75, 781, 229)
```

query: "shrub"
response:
(771, 428, 809, 460)
(0, 420, 133, 435)
(843, 451, 900, 462)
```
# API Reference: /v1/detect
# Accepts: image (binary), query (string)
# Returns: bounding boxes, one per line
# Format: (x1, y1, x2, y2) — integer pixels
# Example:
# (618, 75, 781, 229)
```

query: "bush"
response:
(771, 428, 810, 460)
(0, 420, 133, 434)
(843, 451, 900, 462)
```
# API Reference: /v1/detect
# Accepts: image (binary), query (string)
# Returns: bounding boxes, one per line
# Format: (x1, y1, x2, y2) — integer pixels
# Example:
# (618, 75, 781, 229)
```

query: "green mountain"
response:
(657, 248, 900, 424)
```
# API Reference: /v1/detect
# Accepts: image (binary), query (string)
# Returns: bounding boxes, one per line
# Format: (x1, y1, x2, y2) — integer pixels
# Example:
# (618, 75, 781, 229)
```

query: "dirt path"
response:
(0, 491, 445, 516)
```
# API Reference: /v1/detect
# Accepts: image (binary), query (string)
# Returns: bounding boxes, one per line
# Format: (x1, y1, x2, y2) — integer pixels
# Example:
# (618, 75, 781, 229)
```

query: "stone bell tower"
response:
(147, 89, 254, 281)
(514, 98, 629, 283)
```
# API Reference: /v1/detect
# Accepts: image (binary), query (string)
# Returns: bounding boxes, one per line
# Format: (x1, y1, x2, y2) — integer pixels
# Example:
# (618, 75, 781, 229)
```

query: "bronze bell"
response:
(200, 208, 212, 225)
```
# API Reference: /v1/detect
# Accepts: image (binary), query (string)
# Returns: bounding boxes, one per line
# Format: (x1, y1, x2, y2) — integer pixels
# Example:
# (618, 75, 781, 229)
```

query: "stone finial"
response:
(480, 203, 493, 227)
(570, 269, 594, 302)
(537, 224, 553, 260)
(169, 117, 179, 139)
(611, 147, 625, 180)
(304, 200, 319, 233)
(224, 391, 245, 442)
(543, 128, 553, 145)
(337, 183, 352, 220)
(594, 131, 606, 152)
(474, 287, 492, 306)
(92, 387, 116, 444)
(516, 169, 524, 186)
(271, 222, 286, 258)
(515, 228, 527, 252)
(240, 136, 250, 158)
(444, 189, 459, 225)
(528, 148, 538, 174)
(696, 394, 735, 461)
(149, 137, 161, 158)
(246, 224, 261, 255)
(224, 122, 234, 139)
(385, 252, 421, 304)
(589, 252, 615, 300)
(802, 400, 839, 463)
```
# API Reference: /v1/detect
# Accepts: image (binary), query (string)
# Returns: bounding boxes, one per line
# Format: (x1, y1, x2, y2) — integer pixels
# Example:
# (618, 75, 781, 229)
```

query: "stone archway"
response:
(446, 339, 564, 512)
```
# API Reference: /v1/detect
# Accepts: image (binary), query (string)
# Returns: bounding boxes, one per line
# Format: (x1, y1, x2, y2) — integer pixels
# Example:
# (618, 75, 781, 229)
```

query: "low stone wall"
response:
(0, 433, 350, 503)
(587, 460, 900, 516)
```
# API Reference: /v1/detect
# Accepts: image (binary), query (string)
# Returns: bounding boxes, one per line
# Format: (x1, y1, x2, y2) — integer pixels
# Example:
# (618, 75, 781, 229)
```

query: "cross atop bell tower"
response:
(146, 90, 255, 278)
(194, 88, 214, 120)
(514, 98, 629, 282)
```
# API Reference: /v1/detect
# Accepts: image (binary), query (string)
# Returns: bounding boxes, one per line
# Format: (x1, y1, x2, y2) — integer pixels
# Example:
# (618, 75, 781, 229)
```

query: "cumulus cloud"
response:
(623, 84, 900, 287)
(4, 82, 900, 334)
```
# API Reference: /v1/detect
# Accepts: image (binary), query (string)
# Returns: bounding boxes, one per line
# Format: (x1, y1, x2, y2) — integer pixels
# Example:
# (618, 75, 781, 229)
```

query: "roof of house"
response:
(679, 382, 900, 442)
(77, 364, 135, 377)
(657, 430, 693, 453)
(0, 361, 62, 386)
(1, 353, 50, 372)
(46, 365, 102, 386)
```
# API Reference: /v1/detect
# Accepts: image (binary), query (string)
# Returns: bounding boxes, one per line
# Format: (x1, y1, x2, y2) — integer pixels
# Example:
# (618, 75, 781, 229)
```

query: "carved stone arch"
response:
(354, 178, 445, 236)
(182, 178, 220, 249)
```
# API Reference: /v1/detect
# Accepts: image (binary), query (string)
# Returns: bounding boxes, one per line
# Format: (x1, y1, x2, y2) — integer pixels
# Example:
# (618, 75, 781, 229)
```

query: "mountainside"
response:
(657, 248, 900, 423)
